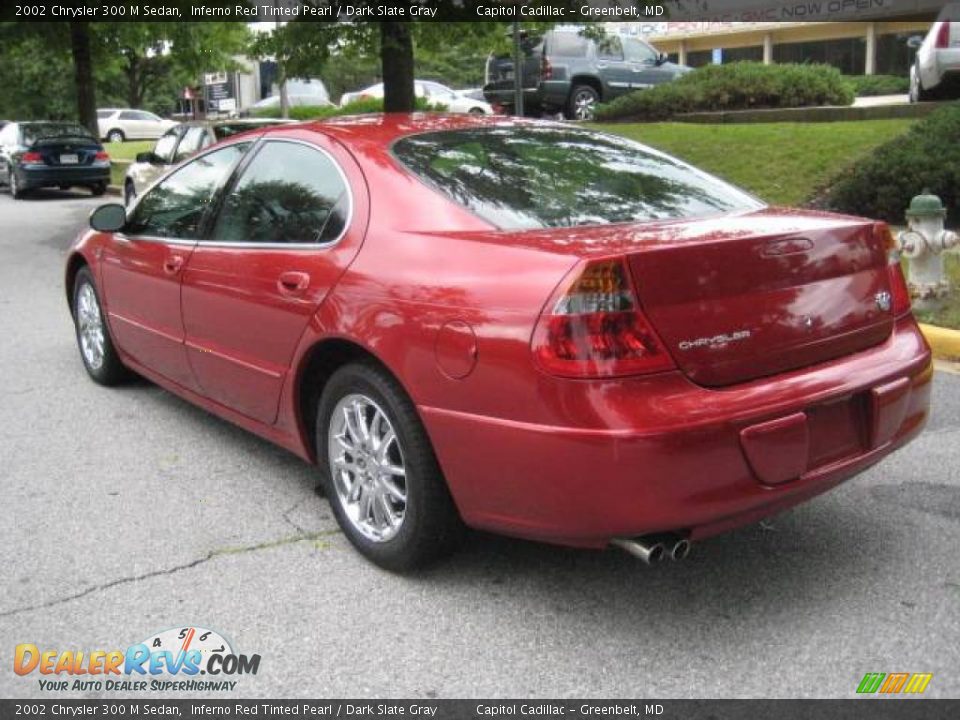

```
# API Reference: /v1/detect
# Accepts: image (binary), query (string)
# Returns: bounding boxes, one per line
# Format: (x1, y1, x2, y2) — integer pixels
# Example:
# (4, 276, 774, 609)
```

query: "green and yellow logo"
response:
(857, 672, 933, 695)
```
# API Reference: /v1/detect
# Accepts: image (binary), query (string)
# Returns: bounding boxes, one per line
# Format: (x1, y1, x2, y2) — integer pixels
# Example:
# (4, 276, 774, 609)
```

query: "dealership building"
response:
(613, 0, 948, 76)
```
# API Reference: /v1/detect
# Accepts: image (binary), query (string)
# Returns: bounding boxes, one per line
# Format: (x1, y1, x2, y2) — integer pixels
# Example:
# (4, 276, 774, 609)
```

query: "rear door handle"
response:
(163, 254, 184, 275)
(278, 271, 310, 296)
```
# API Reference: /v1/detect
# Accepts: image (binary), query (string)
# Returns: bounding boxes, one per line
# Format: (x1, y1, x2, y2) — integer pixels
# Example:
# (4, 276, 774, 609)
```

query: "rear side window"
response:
(152, 132, 179, 163)
(126, 143, 249, 239)
(175, 126, 207, 161)
(392, 127, 761, 229)
(211, 141, 350, 245)
(548, 33, 589, 57)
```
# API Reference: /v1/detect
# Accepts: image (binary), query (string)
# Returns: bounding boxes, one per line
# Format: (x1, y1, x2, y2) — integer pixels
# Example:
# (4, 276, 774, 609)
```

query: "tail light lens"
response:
(935, 21, 952, 49)
(532, 258, 676, 378)
(541, 55, 553, 80)
(20, 152, 42, 164)
(876, 222, 912, 317)
(95, 151, 110, 161)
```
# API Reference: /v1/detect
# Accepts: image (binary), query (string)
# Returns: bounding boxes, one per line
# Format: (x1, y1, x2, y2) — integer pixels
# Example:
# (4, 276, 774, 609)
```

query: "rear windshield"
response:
(392, 126, 761, 229)
(23, 123, 94, 145)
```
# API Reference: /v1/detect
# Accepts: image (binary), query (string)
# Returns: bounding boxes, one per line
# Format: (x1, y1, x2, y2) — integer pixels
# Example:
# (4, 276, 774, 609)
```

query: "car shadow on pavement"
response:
(15, 188, 104, 202)
(103, 358, 919, 628)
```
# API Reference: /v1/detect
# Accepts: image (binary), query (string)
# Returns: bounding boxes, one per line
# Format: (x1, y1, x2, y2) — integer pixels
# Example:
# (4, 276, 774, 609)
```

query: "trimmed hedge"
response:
(822, 103, 960, 226)
(845, 74, 910, 97)
(595, 62, 855, 121)
(250, 96, 441, 120)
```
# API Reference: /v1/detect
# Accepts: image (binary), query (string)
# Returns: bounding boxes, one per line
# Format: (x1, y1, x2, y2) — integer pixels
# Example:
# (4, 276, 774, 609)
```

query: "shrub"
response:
(845, 74, 910, 97)
(250, 96, 441, 120)
(595, 62, 855, 121)
(822, 102, 960, 226)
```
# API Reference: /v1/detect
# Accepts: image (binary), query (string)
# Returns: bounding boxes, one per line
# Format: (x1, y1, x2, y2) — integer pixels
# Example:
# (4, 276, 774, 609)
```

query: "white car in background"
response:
(97, 109, 176, 142)
(910, 4, 960, 101)
(340, 80, 494, 114)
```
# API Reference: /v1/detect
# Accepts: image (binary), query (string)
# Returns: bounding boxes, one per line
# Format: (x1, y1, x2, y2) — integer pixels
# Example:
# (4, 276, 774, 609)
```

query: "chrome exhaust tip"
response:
(669, 538, 691, 561)
(610, 537, 666, 564)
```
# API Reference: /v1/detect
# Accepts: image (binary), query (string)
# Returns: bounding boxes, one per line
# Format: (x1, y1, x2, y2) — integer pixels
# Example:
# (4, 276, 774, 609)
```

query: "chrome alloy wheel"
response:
(572, 89, 596, 120)
(76, 282, 106, 371)
(327, 393, 407, 542)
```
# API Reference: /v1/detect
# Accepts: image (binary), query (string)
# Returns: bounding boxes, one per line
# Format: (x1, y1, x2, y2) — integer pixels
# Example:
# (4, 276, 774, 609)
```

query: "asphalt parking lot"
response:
(1, 190, 958, 699)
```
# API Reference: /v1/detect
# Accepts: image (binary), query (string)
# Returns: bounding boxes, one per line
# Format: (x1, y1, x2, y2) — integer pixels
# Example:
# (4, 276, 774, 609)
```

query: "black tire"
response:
(124, 181, 136, 206)
(8, 165, 23, 199)
(316, 361, 464, 572)
(106, 129, 125, 143)
(566, 84, 599, 121)
(72, 267, 129, 386)
(90, 182, 107, 197)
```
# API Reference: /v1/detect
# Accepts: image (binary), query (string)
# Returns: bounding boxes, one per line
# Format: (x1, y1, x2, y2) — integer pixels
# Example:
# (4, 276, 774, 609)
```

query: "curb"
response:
(919, 323, 960, 362)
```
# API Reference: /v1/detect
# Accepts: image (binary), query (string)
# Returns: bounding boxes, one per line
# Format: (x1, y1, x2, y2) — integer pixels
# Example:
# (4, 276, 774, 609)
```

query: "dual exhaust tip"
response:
(610, 535, 691, 564)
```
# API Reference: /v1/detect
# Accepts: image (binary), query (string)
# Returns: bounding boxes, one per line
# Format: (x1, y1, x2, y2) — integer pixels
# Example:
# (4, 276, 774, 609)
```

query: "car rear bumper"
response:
(18, 164, 110, 189)
(420, 316, 932, 548)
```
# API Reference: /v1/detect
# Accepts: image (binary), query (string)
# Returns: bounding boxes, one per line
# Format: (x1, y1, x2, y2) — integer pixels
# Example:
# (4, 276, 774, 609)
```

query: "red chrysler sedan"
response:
(66, 115, 932, 570)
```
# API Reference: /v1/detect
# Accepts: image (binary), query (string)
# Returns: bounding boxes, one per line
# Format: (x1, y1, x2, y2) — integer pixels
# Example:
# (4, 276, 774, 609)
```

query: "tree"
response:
(69, 22, 98, 135)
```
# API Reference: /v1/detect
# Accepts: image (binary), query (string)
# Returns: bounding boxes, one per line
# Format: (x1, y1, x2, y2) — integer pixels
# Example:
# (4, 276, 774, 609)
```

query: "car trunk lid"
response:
(624, 214, 895, 386)
(30, 136, 101, 167)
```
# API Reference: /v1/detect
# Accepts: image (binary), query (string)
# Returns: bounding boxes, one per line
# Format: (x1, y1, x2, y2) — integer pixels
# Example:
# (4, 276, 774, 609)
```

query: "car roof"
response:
(261, 112, 544, 149)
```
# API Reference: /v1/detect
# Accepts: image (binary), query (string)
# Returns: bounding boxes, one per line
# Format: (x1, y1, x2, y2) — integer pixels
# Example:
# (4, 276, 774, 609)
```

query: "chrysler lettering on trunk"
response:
(678, 330, 752, 351)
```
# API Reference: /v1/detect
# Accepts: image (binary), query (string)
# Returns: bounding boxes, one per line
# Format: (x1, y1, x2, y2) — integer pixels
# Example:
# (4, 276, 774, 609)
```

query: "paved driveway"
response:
(1, 190, 958, 699)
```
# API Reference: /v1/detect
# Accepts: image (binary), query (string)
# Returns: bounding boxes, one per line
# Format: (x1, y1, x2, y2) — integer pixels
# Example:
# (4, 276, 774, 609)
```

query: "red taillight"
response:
(936, 21, 952, 49)
(541, 55, 553, 80)
(95, 151, 110, 161)
(20, 152, 42, 164)
(532, 258, 676, 378)
(876, 222, 912, 316)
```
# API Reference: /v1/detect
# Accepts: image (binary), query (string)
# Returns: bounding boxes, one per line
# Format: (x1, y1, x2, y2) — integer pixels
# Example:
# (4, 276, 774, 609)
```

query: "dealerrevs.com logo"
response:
(14, 626, 261, 692)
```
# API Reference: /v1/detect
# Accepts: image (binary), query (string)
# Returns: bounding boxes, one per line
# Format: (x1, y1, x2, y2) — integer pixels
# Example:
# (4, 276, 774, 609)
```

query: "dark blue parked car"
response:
(0, 121, 111, 199)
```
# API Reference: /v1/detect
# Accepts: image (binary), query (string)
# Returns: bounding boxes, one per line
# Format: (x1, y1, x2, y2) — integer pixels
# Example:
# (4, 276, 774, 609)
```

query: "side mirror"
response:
(136, 151, 161, 164)
(656, 52, 669, 66)
(90, 203, 126, 233)
(907, 35, 923, 49)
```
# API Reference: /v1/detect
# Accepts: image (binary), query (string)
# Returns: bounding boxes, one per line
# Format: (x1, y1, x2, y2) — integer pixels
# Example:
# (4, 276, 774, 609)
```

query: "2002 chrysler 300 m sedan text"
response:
(65, 115, 932, 571)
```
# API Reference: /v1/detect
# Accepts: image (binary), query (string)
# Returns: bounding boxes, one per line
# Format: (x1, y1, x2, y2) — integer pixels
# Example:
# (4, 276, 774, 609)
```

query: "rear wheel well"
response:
(65, 254, 88, 312)
(569, 76, 603, 100)
(297, 339, 398, 461)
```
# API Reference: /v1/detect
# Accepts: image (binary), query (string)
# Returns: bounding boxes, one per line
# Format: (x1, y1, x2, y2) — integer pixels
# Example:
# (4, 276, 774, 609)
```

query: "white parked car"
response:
(340, 80, 494, 115)
(910, 4, 960, 102)
(97, 108, 177, 143)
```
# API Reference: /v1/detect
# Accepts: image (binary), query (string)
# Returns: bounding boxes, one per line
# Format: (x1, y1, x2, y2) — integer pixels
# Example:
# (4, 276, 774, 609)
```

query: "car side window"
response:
(597, 36, 625, 61)
(119, 111, 138, 120)
(152, 132, 179, 163)
(624, 39, 658, 64)
(175, 127, 207, 161)
(211, 141, 349, 246)
(125, 143, 249, 240)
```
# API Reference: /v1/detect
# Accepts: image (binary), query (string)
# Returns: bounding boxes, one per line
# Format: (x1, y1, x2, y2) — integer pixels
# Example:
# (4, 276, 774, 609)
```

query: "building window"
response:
(876, 33, 916, 76)
(773, 38, 866, 75)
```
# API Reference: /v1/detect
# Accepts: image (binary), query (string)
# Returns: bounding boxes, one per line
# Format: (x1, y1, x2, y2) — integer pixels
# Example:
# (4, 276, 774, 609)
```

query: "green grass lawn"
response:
(910, 256, 960, 330)
(594, 119, 916, 206)
(104, 140, 152, 189)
